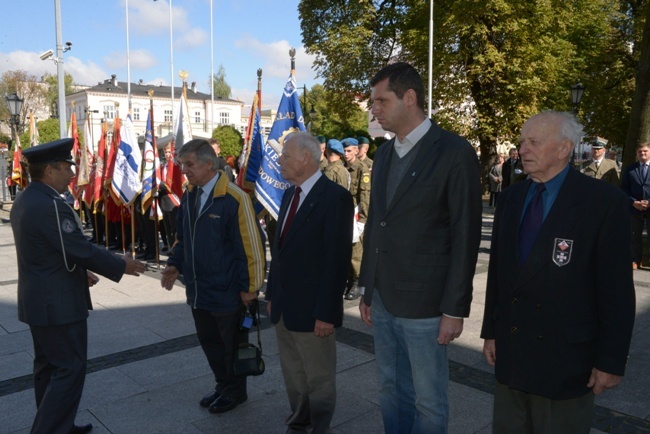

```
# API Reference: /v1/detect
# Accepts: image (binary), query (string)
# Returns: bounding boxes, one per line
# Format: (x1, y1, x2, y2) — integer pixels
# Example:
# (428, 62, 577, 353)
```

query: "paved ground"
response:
(0, 203, 649, 433)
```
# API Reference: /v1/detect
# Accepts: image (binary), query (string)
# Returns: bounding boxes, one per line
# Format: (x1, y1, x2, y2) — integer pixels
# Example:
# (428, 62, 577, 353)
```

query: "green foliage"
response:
(298, 0, 647, 176)
(210, 65, 232, 98)
(0, 70, 48, 128)
(302, 84, 368, 140)
(212, 125, 243, 157)
(43, 72, 75, 110)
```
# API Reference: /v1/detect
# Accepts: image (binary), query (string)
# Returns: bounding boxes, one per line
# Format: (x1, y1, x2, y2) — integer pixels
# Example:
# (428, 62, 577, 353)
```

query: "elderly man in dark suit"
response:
(266, 132, 354, 434)
(621, 142, 650, 269)
(10, 139, 145, 434)
(481, 111, 636, 433)
(359, 62, 483, 433)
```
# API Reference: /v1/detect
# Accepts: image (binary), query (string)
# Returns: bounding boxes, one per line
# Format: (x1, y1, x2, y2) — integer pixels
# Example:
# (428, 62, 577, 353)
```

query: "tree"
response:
(623, 1, 650, 168)
(43, 72, 75, 115)
(299, 0, 644, 179)
(212, 125, 243, 157)
(0, 70, 48, 133)
(301, 84, 368, 140)
(210, 65, 232, 98)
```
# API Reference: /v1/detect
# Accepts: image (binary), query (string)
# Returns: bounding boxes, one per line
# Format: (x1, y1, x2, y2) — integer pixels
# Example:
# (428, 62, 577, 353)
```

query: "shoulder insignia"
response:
(362, 175, 370, 184)
(61, 218, 76, 234)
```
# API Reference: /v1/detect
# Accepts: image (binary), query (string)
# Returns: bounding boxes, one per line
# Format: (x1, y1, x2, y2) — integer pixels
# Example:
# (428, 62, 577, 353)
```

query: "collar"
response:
(394, 118, 430, 158)
(296, 169, 322, 200)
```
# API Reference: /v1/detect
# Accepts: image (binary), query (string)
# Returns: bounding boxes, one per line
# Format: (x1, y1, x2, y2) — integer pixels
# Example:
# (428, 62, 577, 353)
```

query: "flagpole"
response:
(169, 0, 175, 126)
(54, 0, 67, 138)
(428, 0, 434, 118)
(125, 0, 132, 110)
(210, 0, 215, 134)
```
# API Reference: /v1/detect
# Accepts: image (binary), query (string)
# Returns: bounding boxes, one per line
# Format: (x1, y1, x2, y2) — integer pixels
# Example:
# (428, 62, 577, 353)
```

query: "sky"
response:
(0, 0, 321, 110)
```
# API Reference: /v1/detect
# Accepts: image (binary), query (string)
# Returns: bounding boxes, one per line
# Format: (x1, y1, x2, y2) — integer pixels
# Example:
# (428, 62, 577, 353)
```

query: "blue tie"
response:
(519, 183, 546, 265)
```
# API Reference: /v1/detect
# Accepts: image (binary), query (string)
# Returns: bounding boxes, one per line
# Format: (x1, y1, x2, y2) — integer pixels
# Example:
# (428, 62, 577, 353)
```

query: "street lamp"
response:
(570, 82, 585, 114)
(6, 92, 24, 130)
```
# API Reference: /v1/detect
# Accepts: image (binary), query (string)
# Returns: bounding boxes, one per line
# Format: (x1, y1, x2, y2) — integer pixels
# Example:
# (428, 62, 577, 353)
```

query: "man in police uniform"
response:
(357, 136, 373, 171)
(342, 137, 371, 300)
(10, 138, 146, 434)
(323, 139, 351, 190)
(581, 139, 620, 186)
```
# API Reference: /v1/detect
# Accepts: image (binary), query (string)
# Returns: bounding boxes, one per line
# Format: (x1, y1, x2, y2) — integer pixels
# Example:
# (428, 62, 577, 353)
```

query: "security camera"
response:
(40, 49, 54, 61)
(65, 42, 72, 48)
(63, 42, 72, 53)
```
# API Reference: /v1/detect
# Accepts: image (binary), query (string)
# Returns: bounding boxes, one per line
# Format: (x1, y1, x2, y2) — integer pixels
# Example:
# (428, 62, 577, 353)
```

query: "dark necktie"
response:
(642, 164, 648, 180)
(280, 186, 302, 247)
(194, 186, 203, 221)
(519, 183, 546, 265)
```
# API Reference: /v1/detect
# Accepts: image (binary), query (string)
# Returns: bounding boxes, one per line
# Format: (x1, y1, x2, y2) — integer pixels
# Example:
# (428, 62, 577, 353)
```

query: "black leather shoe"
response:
(344, 285, 360, 300)
(70, 423, 93, 434)
(199, 386, 223, 407)
(208, 394, 247, 414)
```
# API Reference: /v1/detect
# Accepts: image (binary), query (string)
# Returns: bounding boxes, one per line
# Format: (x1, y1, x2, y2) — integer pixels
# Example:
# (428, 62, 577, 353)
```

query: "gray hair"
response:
(177, 139, 218, 170)
(285, 132, 322, 164)
(533, 111, 584, 150)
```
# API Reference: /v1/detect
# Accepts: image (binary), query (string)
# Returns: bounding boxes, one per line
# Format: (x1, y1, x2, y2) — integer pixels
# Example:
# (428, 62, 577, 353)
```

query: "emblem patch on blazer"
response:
(552, 238, 573, 266)
(61, 218, 76, 234)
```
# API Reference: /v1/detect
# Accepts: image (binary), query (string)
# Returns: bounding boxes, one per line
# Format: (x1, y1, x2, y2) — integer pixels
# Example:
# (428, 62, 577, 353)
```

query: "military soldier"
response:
(342, 137, 371, 300)
(581, 139, 620, 186)
(317, 135, 329, 172)
(323, 139, 351, 190)
(357, 136, 373, 171)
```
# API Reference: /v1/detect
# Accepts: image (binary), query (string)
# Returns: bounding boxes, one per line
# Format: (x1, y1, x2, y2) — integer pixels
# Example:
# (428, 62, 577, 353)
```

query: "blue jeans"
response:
(372, 291, 449, 434)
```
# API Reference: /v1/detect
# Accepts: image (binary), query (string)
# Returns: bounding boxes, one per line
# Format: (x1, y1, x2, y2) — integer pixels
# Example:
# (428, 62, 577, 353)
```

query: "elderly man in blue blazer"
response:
(481, 111, 636, 433)
(266, 132, 354, 434)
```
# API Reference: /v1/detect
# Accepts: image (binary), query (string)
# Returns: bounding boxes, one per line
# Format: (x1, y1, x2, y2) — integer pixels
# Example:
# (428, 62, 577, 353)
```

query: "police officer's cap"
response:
(327, 139, 344, 155)
(22, 138, 76, 165)
(342, 137, 359, 147)
(357, 137, 370, 145)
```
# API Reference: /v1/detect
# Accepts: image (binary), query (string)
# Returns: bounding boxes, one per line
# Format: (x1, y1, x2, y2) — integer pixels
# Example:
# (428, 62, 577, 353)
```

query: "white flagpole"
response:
(169, 0, 175, 124)
(428, 0, 434, 118)
(210, 0, 215, 133)
(126, 0, 132, 110)
(54, 0, 67, 138)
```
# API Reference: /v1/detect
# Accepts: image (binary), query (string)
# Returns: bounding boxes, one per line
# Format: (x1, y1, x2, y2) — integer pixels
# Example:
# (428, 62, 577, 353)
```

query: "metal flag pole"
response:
(210, 0, 215, 134)
(428, 0, 434, 118)
(54, 0, 67, 137)
(126, 0, 132, 110)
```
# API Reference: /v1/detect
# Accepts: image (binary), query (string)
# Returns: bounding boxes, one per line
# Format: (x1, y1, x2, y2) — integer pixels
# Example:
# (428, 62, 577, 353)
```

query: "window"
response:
(164, 109, 172, 122)
(133, 107, 140, 121)
(194, 111, 201, 123)
(104, 105, 115, 120)
(219, 112, 230, 125)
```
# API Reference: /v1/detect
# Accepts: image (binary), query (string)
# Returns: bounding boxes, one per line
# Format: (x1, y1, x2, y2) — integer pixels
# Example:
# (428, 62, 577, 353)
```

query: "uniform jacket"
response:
(359, 120, 483, 319)
(581, 158, 620, 186)
(621, 161, 650, 215)
(481, 168, 636, 399)
(323, 160, 351, 190)
(167, 171, 266, 313)
(266, 175, 354, 332)
(10, 181, 126, 326)
(345, 158, 371, 223)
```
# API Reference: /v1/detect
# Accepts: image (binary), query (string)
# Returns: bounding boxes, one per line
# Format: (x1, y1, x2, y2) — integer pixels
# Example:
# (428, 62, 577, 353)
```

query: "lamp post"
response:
(5, 92, 24, 202)
(570, 82, 585, 114)
(570, 82, 585, 164)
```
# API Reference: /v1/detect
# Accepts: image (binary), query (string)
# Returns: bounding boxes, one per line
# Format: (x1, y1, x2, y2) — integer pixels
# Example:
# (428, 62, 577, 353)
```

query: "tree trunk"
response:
(623, 3, 650, 170)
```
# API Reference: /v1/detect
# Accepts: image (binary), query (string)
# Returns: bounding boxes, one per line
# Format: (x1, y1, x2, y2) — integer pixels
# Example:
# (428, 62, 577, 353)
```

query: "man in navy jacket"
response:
(266, 132, 353, 433)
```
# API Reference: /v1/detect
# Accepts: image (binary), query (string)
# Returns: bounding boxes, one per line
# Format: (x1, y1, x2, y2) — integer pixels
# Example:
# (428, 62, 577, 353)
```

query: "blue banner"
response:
(247, 71, 306, 220)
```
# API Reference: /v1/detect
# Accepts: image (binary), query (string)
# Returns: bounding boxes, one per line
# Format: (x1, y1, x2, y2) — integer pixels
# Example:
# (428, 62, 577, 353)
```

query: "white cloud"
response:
(234, 36, 319, 82)
(64, 57, 109, 86)
(0, 51, 107, 87)
(175, 28, 208, 49)
(103, 49, 157, 71)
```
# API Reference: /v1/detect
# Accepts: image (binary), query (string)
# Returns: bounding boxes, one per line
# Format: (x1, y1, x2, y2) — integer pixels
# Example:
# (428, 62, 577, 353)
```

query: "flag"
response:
(93, 122, 108, 211)
(165, 88, 192, 204)
(29, 112, 39, 147)
(245, 70, 306, 219)
(110, 114, 142, 206)
(238, 92, 260, 190)
(77, 117, 92, 187)
(104, 117, 120, 189)
(67, 112, 81, 202)
(141, 108, 161, 213)
(11, 136, 26, 188)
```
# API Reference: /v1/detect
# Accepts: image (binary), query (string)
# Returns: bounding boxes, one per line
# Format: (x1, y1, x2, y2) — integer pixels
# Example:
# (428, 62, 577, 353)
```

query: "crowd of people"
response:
(9, 61, 640, 434)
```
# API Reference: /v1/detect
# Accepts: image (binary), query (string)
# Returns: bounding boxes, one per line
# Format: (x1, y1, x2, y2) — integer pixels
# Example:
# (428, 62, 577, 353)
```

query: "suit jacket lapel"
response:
(280, 176, 326, 249)
(385, 121, 441, 214)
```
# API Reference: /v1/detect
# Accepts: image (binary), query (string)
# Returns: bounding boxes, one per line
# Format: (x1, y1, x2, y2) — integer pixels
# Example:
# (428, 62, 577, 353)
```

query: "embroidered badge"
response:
(61, 218, 76, 234)
(363, 175, 370, 184)
(552, 238, 573, 267)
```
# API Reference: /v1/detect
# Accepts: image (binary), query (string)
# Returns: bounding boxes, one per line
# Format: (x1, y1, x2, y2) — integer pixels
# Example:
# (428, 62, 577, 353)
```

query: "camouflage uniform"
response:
(346, 158, 371, 298)
(319, 157, 329, 172)
(359, 156, 373, 171)
(323, 160, 351, 190)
